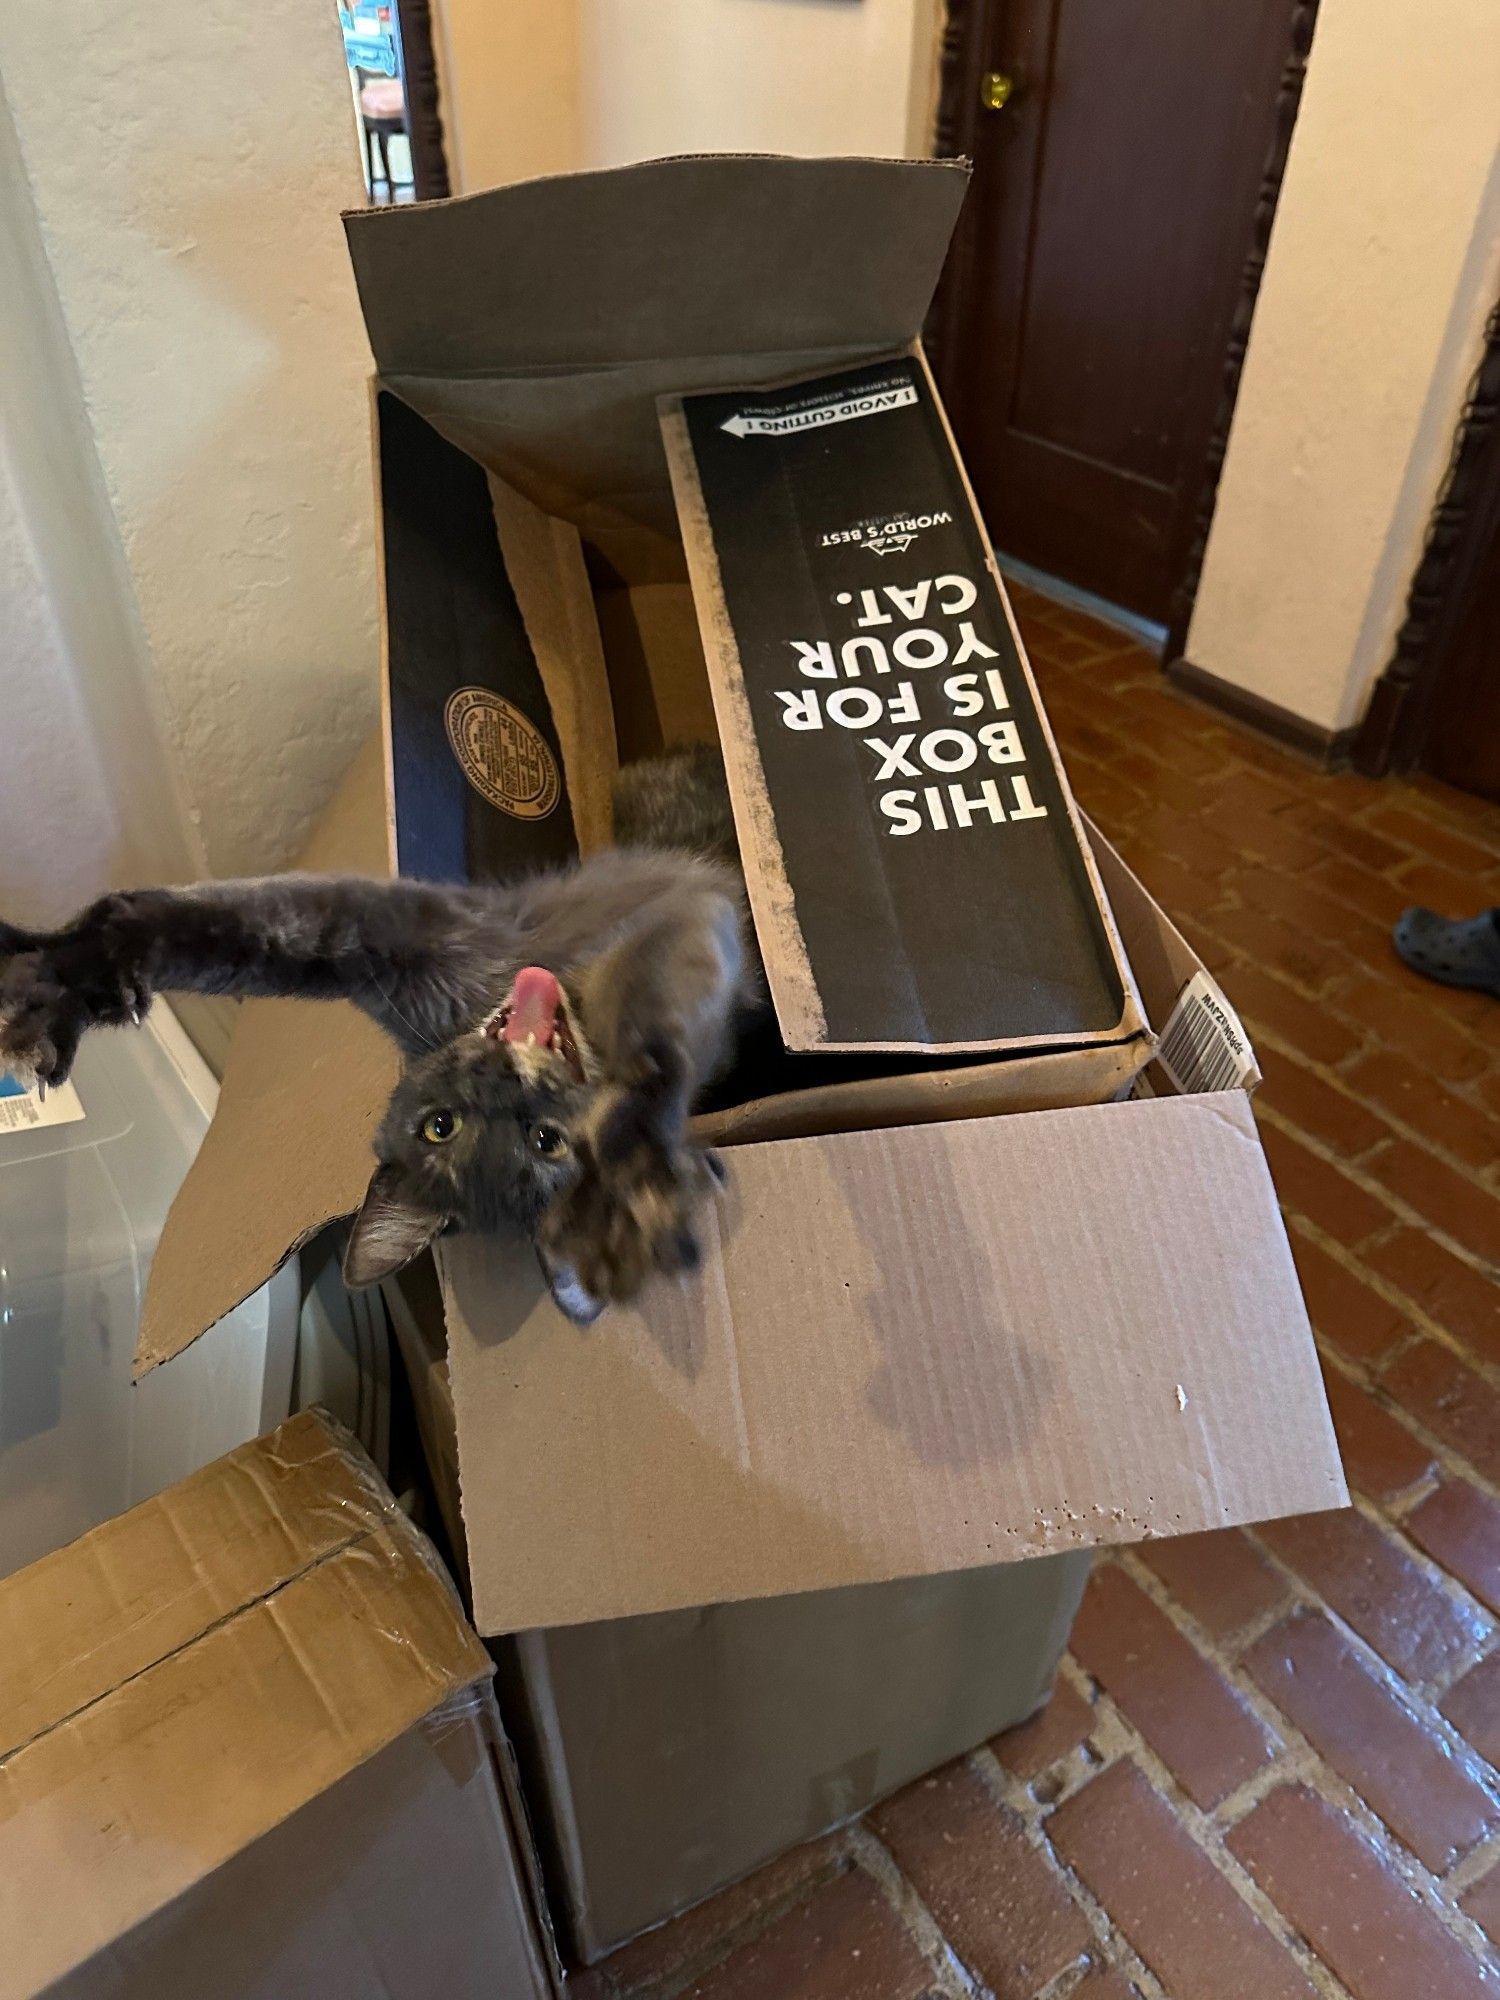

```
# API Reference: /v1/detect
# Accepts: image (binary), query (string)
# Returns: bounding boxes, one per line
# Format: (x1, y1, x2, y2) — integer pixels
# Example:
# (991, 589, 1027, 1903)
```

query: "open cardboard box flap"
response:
(136, 737, 399, 1376)
(343, 155, 969, 579)
(137, 154, 1340, 1634)
(445, 1090, 1340, 1633)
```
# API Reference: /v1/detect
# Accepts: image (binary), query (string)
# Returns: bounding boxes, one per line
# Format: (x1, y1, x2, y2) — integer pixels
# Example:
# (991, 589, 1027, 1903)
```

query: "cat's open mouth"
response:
(482, 967, 588, 1082)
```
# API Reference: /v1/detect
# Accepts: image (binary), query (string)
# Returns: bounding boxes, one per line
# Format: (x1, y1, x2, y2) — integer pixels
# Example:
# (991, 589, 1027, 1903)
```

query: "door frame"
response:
(1354, 302, 1500, 778)
(394, 0, 451, 202)
(926, 0, 1320, 658)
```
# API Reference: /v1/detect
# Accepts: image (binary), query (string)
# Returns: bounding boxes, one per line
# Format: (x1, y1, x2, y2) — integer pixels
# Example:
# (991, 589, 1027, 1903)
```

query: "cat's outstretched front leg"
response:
(538, 884, 745, 1318)
(0, 875, 495, 1086)
(0, 913, 148, 1089)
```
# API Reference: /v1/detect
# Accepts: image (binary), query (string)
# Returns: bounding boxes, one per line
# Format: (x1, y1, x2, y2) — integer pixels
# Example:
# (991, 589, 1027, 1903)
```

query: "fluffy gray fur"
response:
(0, 746, 753, 1320)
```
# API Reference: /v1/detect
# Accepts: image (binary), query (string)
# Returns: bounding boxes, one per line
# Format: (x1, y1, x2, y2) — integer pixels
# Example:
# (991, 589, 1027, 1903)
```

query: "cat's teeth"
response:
(526, 1032, 538, 1047)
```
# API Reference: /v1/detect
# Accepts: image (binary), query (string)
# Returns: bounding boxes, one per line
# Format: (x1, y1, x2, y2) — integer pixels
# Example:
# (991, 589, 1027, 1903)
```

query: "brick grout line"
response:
(1451, 1826, 1500, 1897)
(976, 1713, 1356, 2000)
(1312, 1331, 1500, 1527)
(969, 1740, 1173, 2000)
(1285, 1205, 1500, 1407)
(1069, 1646, 1500, 1989)
(1107, 1546, 1305, 1668)
(1097, 1549, 1500, 1980)
(1113, 1546, 1494, 1847)
(1248, 1005, 1500, 1191)
(1112, 1550, 1316, 1740)
(1254, 1140, 1500, 1392)
(843, 1823, 988, 2000)
(1203, 906, 1498, 1082)
(1031, 1964, 1097, 2000)
(1244, 1496, 1498, 1700)
(1117, 1543, 1500, 1836)
(1315, 1339, 1443, 1514)
(1255, 1101, 1500, 1291)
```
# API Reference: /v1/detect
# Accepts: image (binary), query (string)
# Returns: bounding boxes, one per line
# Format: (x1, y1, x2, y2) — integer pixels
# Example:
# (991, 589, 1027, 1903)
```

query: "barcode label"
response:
(0, 1073, 86, 1133)
(1156, 973, 1254, 1095)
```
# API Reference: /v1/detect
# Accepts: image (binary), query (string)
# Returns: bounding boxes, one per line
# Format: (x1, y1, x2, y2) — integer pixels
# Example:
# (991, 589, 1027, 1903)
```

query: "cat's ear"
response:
(343, 1165, 448, 1288)
(536, 1246, 605, 1327)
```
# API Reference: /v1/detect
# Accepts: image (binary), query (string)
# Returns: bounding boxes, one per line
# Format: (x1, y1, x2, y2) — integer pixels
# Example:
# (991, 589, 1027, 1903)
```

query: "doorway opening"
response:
(339, 4, 415, 204)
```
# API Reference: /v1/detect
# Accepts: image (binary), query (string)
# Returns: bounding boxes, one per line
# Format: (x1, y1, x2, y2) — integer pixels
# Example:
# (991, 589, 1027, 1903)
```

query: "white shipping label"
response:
(0, 1073, 85, 1133)
(720, 383, 918, 438)
(1156, 972, 1255, 1095)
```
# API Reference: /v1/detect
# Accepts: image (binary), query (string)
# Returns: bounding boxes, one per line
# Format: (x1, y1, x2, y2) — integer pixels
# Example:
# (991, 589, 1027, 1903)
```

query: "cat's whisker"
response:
(361, 952, 439, 1055)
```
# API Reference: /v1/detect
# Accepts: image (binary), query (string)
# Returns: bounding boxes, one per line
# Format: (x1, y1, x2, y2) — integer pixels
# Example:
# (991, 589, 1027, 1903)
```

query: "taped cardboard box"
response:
(0, 1409, 556, 2000)
(137, 157, 1343, 1652)
(385, 1262, 1089, 1960)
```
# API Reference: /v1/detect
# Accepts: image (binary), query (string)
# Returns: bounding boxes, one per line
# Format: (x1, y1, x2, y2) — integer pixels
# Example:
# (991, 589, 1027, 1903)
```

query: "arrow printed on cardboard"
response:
(721, 384, 918, 437)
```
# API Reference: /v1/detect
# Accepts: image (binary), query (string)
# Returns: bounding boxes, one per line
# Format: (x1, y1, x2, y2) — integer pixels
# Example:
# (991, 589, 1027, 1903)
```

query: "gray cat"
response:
(0, 745, 753, 1322)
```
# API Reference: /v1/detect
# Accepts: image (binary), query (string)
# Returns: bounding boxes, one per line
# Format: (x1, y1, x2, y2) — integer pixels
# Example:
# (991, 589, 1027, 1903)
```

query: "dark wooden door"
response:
(1356, 316, 1500, 802)
(935, 0, 1315, 628)
(1413, 425, 1500, 802)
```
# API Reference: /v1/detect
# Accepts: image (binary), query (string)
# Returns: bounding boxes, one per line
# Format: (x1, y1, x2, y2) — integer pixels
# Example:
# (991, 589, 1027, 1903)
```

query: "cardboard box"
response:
(0, 1409, 556, 2000)
(385, 1264, 1089, 1961)
(662, 352, 1145, 1056)
(136, 156, 1343, 1647)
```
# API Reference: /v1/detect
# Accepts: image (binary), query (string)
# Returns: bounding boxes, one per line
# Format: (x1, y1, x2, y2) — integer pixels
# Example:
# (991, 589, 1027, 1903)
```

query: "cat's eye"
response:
(529, 1123, 569, 1160)
(421, 1109, 462, 1144)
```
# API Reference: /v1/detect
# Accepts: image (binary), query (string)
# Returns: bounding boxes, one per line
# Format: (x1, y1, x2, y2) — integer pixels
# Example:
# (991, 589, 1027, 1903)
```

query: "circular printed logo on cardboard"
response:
(443, 687, 561, 821)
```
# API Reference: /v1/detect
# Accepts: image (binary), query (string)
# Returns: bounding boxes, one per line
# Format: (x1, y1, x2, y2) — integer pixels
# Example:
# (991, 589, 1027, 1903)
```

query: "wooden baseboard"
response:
(1165, 657, 1357, 768)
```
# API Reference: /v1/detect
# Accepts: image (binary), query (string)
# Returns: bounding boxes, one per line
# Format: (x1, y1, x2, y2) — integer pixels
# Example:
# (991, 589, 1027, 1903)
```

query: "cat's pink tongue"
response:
(502, 966, 563, 1047)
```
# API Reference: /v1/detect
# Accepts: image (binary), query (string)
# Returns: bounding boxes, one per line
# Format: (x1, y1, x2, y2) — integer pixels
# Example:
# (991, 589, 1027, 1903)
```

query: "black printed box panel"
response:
(677, 359, 1126, 1050)
(378, 393, 577, 886)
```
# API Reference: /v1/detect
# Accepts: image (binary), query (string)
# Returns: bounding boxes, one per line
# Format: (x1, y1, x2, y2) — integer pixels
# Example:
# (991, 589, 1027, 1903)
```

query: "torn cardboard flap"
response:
(445, 1091, 1344, 1636)
(136, 740, 399, 1376)
(0, 1411, 497, 2000)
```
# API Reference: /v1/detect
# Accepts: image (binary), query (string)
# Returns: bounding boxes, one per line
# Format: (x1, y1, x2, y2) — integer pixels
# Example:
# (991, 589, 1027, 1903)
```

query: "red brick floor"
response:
(578, 586, 1500, 1999)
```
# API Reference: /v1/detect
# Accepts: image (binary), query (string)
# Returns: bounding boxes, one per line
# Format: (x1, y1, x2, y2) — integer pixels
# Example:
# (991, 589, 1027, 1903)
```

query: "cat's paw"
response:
(0, 910, 149, 1088)
(0, 954, 88, 1088)
(538, 1141, 722, 1315)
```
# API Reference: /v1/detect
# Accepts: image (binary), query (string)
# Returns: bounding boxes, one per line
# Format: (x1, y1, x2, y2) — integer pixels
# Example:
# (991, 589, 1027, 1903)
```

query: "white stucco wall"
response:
(0, 4, 380, 879)
(435, 0, 938, 192)
(1187, 0, 1500, 734)
(0, 443, 129, 927)
(0, 79, 198, 925)
(435, 0, 584, 193)
(580, 0, 938, 167)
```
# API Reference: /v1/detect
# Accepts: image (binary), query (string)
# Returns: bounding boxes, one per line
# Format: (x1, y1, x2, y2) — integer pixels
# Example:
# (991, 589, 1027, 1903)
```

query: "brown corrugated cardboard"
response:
(444, 1090, 1339, 1634)
(387, 1266, 1089, 1961)
(136, 740, 399, 1376)
(0, 1410, 554, 2000)
(506, 1558, 1089, 1964)
(134, 155, 1342, 1649)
